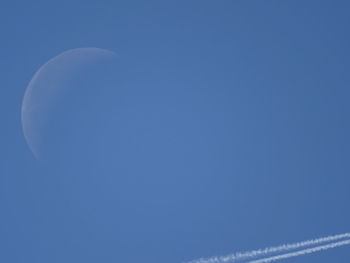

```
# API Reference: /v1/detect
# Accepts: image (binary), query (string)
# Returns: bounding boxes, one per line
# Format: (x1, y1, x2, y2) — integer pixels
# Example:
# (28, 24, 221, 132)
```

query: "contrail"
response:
(185, 232, 350, 263)
(248, 238, 350, 263)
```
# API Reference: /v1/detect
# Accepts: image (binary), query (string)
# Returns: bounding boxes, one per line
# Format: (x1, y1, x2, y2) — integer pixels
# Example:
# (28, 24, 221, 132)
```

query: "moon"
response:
(22, 48, 118, 160)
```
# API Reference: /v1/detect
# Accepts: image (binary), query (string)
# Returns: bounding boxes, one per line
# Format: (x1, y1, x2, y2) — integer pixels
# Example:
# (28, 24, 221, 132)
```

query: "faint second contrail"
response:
(247, 238, 350, 263)
(185, 232, 350, 263)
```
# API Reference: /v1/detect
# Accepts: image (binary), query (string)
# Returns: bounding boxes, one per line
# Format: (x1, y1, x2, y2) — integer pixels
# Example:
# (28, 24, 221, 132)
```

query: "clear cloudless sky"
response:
(1, 1, 350, 263)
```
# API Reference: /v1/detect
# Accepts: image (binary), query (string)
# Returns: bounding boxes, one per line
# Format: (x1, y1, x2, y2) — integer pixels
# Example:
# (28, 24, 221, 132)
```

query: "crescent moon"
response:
(22, 47, 117, 159)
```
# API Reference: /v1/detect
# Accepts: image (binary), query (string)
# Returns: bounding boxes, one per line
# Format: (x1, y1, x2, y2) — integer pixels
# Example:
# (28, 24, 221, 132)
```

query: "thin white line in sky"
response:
(184, 232, 350, 263)
(248, 239, 350, 263)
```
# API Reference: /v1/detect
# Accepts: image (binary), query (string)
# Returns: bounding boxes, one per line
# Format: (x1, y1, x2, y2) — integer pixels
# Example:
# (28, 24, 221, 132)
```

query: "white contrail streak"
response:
(248, 239, 350, 263)
(185, 232, 350, 263)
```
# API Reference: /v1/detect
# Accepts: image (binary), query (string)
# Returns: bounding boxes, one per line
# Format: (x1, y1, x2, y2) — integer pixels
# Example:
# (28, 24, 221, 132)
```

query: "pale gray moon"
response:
(22, 48, 117, 159)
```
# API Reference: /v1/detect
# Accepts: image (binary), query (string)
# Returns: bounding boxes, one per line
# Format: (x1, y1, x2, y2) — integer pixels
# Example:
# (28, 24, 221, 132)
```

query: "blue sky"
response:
(1, 1, 350, 262)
